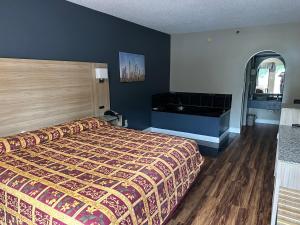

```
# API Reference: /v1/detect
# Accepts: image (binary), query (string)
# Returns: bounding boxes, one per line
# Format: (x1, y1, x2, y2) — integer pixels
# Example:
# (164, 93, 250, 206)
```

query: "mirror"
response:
(255, 58, 285, 94)
(245, 51, 286, 101)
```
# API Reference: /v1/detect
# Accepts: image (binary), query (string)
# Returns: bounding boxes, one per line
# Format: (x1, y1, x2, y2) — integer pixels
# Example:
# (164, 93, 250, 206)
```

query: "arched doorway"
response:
(241, 51, 286, 126)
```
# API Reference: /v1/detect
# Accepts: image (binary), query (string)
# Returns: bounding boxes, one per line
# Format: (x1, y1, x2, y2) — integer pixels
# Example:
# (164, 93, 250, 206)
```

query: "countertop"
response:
(278, 125, 300, 164)
(281, 104, 300, 109)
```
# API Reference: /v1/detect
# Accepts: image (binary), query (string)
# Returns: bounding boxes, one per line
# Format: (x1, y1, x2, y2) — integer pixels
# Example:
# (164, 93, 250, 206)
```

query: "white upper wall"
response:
(170, 22, 300, 130)
(67, 0, 300, 34)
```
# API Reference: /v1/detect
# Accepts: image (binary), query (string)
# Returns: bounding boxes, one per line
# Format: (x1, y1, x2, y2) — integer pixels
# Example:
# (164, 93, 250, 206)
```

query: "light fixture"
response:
(95, 67, 108, 83)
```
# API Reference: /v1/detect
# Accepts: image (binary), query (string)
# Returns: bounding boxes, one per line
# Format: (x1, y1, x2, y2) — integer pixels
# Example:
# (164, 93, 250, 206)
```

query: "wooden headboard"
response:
(0, 58, 110, 137)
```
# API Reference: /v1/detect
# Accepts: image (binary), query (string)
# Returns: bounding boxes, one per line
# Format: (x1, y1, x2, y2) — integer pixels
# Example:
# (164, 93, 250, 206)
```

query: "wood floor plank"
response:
(167, 124, 278, 225)
(235, 208, 249, 225)
(191, 198, 219, 225)
(224, 205, 240, 225)
(172, 176, 215, 223)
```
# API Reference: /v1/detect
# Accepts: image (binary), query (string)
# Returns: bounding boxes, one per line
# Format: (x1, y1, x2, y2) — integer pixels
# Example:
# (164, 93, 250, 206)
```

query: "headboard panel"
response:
(0, 58, 108, 137)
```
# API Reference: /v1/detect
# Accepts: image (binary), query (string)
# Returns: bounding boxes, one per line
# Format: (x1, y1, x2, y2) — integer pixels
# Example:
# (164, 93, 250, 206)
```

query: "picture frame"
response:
(119, 52, 145, 82)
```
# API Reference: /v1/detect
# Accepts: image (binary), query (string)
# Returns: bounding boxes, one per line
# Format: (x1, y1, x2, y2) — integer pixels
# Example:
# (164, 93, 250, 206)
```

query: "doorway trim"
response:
(240, 50, 287, 127)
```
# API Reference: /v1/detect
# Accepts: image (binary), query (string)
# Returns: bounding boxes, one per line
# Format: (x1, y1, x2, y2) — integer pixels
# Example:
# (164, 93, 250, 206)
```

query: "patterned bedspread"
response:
(0, 118, 204, 225)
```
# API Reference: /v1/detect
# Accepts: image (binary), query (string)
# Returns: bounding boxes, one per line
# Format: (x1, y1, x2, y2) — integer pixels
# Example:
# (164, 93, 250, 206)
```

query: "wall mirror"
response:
(255, 57, 285, 95)
(247, 51, 285, 101)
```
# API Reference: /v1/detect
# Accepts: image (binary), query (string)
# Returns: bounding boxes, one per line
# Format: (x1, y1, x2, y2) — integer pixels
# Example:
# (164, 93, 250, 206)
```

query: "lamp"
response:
(95, 67, 108, 83)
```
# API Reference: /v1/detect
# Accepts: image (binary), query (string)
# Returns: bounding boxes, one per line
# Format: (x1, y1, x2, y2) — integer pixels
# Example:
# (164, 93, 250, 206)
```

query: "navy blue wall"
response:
(0, 0, 170, 130)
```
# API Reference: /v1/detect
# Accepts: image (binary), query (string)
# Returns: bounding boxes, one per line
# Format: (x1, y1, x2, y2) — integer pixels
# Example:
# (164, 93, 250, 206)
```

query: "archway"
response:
(241, 51, 286, 126)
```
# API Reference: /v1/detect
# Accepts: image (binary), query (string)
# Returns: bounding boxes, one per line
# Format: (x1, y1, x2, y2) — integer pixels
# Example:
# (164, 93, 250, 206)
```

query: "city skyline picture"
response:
(119, 52, 145, 82)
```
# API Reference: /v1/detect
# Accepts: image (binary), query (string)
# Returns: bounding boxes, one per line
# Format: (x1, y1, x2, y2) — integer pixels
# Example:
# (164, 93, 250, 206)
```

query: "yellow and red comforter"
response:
(0, 118, 204, 225)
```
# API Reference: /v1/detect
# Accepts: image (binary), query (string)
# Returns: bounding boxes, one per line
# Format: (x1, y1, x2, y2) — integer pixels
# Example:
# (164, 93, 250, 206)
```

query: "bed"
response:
(0, 117, 204, 225)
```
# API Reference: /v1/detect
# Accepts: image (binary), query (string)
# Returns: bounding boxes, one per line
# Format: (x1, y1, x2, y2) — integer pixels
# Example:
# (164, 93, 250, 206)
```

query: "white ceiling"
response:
(67, 0, 300, 34)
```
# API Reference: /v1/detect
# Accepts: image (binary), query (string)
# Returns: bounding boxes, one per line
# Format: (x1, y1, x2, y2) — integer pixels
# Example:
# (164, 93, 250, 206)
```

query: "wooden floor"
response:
(167, 124, 278, 225)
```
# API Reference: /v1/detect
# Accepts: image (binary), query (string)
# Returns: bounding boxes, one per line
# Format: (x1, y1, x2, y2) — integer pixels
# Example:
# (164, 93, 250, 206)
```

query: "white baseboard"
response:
(143, 127, 152, 132)
(255, 119, 280, 125)
(228, 127, 241, 134)
(143, 127, 229, 143)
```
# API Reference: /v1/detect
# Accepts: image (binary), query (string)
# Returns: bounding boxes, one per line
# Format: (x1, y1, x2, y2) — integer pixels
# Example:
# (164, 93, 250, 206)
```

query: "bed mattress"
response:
(0, 118, 204, 225)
